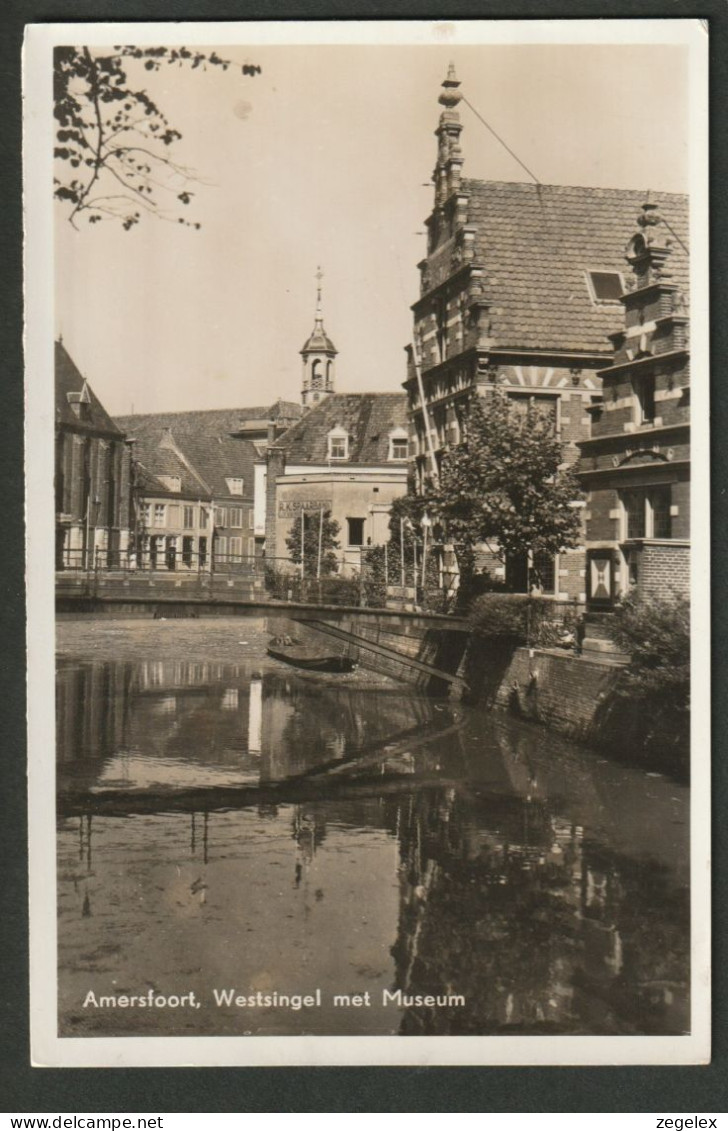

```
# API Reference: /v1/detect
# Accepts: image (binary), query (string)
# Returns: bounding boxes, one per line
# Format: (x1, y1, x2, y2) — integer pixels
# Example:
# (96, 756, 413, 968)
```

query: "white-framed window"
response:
(226, 477, 244, 496)
(328, 427, 349, 460)
(228, 536, 243, 562)
(228, 507, 243, 528)
(183, 505, 196, 529)
(153, 504, 166, 528)
(159, 475, 181, 493)
(140, 502, 151, 527)
(388, 428, 409, 461)
(215, 535, 228, 560)
(585, 269, 624, 305)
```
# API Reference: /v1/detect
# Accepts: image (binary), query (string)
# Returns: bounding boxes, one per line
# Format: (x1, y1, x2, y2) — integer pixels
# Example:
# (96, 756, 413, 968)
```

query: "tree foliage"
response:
(432, 391, 583, 584)
(54, 46, 260, 229)
(285, 510, 340, 577)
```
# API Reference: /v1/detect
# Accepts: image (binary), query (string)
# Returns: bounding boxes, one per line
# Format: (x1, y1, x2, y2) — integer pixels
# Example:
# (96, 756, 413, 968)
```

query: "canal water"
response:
(56, 618, 690, 1038)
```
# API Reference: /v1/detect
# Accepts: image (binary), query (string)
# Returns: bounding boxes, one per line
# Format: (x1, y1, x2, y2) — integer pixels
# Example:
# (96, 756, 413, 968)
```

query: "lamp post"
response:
(421, 512, 432, 591)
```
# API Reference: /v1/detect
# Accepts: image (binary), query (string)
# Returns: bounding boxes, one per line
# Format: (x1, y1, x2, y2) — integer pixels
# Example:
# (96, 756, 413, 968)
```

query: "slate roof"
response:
(277, 393, 409, 465)
(55, 341, 124, 437)
(457, 179, 689, 354)
(116, 413, 259, 501)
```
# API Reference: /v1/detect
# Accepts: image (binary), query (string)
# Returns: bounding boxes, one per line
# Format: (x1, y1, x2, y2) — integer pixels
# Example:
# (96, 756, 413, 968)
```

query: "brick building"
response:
(116, 401, 301, 570)
(578, 198, 690, 607)
(55, 341, 132, 570)
(407, 66, 688, 600)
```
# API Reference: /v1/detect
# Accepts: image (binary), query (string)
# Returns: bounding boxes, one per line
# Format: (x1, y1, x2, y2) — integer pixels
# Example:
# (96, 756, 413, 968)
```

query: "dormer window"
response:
(226, 477, 244, 496)
(158, 475, 181, 493)
(586, 270, 624, 305)
(388, 427, 409, 461)
(328, 427, 349, 461)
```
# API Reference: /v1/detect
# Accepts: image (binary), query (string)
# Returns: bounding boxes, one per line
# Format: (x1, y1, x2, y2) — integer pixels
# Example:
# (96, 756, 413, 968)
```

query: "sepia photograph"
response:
(24, 19, 710, 1067)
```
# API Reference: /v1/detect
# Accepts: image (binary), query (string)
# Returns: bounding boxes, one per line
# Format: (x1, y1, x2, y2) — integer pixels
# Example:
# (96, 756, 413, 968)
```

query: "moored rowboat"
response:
(267, 636, 356, 674)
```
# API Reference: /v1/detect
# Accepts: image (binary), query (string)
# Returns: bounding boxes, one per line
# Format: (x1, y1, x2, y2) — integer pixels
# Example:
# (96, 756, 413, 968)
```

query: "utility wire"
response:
(659, 215, 689, 255)
(462, 95, 540, 185)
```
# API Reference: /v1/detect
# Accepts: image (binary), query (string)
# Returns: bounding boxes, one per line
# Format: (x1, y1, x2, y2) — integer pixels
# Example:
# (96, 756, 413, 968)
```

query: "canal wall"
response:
(462, 638, 622, 745)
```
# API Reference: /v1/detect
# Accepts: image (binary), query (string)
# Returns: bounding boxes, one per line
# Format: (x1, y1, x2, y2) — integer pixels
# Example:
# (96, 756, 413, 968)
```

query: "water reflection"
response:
(56, 656, 689, 1038)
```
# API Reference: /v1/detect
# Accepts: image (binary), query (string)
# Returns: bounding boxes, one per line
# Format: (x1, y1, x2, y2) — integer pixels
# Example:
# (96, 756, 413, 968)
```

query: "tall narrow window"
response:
(636, 375, 656, 424)
(622, 490, 646, 539)
(347, 517, 365, 547)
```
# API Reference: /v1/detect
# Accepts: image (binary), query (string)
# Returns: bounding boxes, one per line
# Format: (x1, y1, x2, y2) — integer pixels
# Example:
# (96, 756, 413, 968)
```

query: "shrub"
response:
(468, 594, 549, 643)
(608, 594, 690, 762)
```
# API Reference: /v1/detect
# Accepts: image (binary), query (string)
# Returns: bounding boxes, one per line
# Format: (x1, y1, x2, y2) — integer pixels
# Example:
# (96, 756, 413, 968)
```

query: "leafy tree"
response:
(286, 510, 340, 578)
(54, 46, 260, 229)
(431, 391, 583, 587)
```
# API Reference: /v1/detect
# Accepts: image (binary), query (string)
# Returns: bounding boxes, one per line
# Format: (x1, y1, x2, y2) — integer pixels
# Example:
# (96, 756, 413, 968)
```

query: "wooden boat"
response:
(267, 636, 357, 674)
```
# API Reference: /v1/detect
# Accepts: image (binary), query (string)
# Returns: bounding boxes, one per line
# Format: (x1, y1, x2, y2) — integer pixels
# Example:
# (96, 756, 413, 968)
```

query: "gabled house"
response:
(265, 392, 410, 574)
(115, 401, 302, 570)
(407, 65, 688, 600)
(578, 199, 690, 606)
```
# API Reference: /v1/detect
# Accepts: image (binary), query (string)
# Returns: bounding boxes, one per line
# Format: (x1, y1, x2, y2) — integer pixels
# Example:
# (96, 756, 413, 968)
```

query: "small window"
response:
(153, 504, 166, 528)
(347, 517, 365, 546)
(183, 505, 196, 529)
(140, 503, 151, 527)
(226, 477, 244, 496)
(388, 428, 409, 461)
(586, 270, 624, 304)
(215, 536, 228, 561)
(328, 429, 349, 460)
(228, 507, 243, 528)
(228, 536, 243, 562)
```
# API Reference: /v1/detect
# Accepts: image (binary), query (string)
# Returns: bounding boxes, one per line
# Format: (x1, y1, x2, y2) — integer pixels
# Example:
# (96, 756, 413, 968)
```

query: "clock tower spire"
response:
(301, 267, 337, 408)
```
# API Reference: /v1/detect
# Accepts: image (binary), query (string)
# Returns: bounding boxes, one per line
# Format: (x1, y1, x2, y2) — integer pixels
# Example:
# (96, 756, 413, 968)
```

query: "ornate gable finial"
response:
(434, 63, 464, 206)
(627, 193, 672, 286)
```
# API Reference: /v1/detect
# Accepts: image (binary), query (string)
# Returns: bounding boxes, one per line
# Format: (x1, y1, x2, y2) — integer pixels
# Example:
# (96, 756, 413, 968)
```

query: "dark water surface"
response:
(56, 620, 689, 1038)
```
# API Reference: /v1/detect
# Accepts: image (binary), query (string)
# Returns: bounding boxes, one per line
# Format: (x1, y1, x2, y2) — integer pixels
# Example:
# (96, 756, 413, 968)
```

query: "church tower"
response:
(301, 267, 337, 408)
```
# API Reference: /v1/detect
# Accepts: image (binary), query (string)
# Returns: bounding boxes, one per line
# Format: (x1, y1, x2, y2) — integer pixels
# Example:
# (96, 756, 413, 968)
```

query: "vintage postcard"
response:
(24, 19, 710, 1067)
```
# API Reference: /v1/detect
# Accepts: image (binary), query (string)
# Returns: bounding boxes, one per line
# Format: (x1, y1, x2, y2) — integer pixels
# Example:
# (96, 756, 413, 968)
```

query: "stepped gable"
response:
(462, 179, 689, 354)
(55, 341, 123, 436)
(276, 392, 408, 465)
